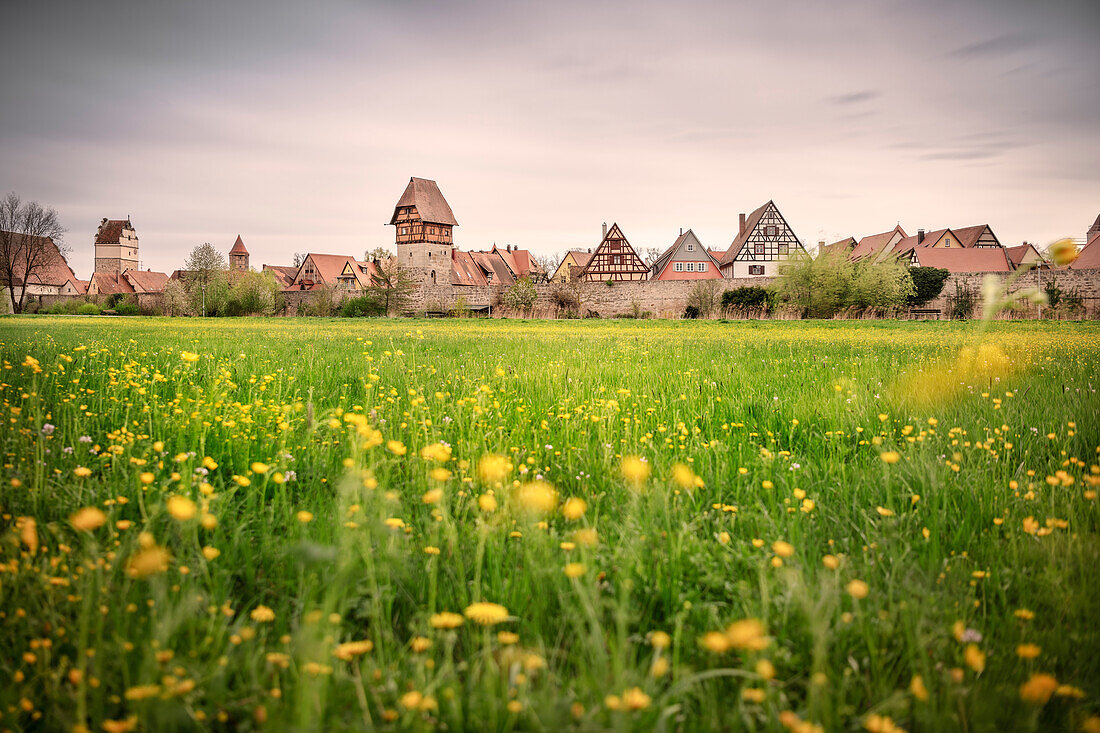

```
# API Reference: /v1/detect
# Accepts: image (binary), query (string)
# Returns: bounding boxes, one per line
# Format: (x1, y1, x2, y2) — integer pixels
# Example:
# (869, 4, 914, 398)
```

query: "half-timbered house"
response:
(718, 201, 806, 278)
(578, 224, 649, 282)
(285, 253, 379, 291)
(649, 229, 722, 280)
(389, 177, 458, 283)
(550, 250, 594, 283)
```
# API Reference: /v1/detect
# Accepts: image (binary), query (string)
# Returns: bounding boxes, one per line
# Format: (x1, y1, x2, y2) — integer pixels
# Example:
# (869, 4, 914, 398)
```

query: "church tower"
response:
(388, 177, 457, 284)
(229, 235, 249, 271)
(94, 217, 139, 275)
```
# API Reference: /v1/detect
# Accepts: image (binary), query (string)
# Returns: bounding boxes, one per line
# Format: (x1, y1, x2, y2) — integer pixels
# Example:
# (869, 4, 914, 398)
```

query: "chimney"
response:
(917, 229, 925, 244)
(818, 240, 825, 249)
(679, 227, 683, 236)
(739, 213, 746, 236)
(602, 222, 608, 240)
(588, 248, 592, 253)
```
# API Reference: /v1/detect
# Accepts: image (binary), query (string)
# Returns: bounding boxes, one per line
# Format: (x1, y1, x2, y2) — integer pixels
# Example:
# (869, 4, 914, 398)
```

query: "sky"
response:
(2, 0, 1098, 276)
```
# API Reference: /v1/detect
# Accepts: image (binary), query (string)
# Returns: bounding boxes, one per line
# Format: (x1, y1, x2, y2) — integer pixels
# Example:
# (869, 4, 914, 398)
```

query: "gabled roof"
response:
(1005, 243, 1044, 268)
(124, 269, 168, 294)
(289, 253, 378, 290)
(952, 224, 999, 248)
(389, 177, 458, 226)
(818, 236, 857, 258)
(452, 250, 489, 286)
(262, 265, 298, 288)
(566, 250, 594, 268)
(89, 272, 135, 294)
(1068, 231, 1100, 270)
(0, 233, 77, 287)
(651, 229, 722, 276)
(911, 246, 1012, 273)
(849, 225, 907, 261)
(890, 229, 952, 259)
(720, 202, 771, 265)
(95, 219, 134, 244)
(229, 235, 248, 255)
(580, 223, 649, 276)
(470, 251, 515, 284)
(492, 246, 544, 279)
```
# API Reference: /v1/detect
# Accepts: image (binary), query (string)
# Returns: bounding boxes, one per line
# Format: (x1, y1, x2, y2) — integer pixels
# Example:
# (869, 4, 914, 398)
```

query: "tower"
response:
(229, 235, 249, 271)
(94, 217, 139, 275)
(388, 177, 458, 284)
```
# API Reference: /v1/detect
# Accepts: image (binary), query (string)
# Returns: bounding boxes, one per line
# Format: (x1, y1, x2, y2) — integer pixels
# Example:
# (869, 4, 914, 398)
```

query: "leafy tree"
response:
(363, 247, 392, 262)
(0, 192, 67, 314)
(367, 258, 418, 315)
(502, 278, 537, 314)
(907, 267, 950, 306)
(161, 278, 191, 316)
(227, 269, 280, 315)
(184, 243, 227, 290)
(775, 251, 913, 318)
(187, 269, 230, 316)
(686, 280, 721, 318)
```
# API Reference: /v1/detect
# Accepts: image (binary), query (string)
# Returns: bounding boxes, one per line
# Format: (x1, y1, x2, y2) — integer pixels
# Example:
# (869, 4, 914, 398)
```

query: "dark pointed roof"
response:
(389, 177, 458, 226)
(229, 235, 248, 255)
(95, 218, 134, 244)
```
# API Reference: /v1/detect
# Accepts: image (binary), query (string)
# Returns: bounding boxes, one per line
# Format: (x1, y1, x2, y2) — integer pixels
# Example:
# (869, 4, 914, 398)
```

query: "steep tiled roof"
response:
(911, 246, 1012, 273)
(95, 219, 132, 244)
(288, 253, 378, 290)
(1068, 231, 1100, 270)
(262, 265, 298, 288)
(850, 226, 907, 261)
(1005, 243, 1043, 268)
(1, 233, 77, 286)
(720, 202, 770, 265)
(492, 246, 543, 279)
(952, 225, 996, 248)
(389, 177, 458, 226)
(651, 229, 721, 277)
(89, 272, 135, 294)
(470, 251, 516, 284)
(124, 269, 168, 293)
(818, 236, 857, 258)
(452, 251, 489, 287)
(890, 229, 952, 260)
(229, 236, 248, 255)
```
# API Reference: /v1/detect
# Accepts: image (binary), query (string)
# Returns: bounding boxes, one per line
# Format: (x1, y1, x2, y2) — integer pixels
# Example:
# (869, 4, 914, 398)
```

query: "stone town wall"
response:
(17, 268, 1100, 320)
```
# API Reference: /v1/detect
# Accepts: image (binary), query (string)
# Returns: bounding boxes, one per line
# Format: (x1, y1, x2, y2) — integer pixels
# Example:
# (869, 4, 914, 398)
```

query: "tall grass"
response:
(0, 317, 1097, 731)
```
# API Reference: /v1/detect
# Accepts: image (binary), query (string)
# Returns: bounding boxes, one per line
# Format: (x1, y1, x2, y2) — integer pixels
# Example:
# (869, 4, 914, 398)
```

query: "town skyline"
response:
(3, 0, 1098, 276)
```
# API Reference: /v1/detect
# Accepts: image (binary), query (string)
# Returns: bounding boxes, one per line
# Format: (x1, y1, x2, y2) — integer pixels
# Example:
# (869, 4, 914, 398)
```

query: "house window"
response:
(401, 227, 407, 235)
(686, 263, 695, 272)
(944, 238, 951, 247)
(686, 244, 694, 252)
(613, 255, 621, 265)
(749, 265, 765, 275)
(766, 225, 777, 237)
(697, 262, 707, 273)
(754, 243, 765, 255)
(778, 244, 789, 255)
(674, 262, 684, 272)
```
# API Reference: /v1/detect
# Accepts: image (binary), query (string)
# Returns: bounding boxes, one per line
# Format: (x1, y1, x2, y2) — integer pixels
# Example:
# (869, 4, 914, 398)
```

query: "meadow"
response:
(1, 316, 1098, 732)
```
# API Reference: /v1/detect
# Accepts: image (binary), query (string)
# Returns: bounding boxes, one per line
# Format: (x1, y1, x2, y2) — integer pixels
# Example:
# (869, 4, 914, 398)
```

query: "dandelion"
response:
(562, 496, 587, 520)
(202, 546, 220, 561)
(478, 453, 511, 483)
(910, 674, 929, 701)
(180, 351, 200, 362)
(650, 631, 671, 649)
(250, 605, 276, 623)
(429, 612, 464, 629)
(333, 640, 374, 660)
(297, 510, 314, 523)
(139, 472, 155, 485)
(772, 540, 795, 558)
(964, 644, 986, 673)
(74, 466, 92, 478)
(846, 579, 870, 599)
(386, 440, 406, 456)
(564, 562, 586, 578)
(1016, 643, 1041, 659)
(126, 546, 171, 578)
(822, 554, 840, 570)
(464, 602, 510, 626)
(513, 481, 557, 514)
(421, 488, 443, 504)
(250, 461, 269, 474)
(875, 506, 895, 517)
(497, 631, 519, 645)
(880, 451, 900, 464)
(671, 463, 696, 489)
(620, 455, 650, 486)
(70, 507, 107, 532)
(620, 687, 651, 711)
(166, 496, 197, 521)
(409, 636, 431, 652)
(478, 493, 498, 512)
(726, 618, 769, 650)
(1019, 673, 1059, 704)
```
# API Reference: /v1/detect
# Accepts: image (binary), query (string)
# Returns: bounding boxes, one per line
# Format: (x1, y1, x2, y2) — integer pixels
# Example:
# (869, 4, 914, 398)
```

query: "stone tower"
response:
(388, 177, 457, 285)
(229, 235, 249, 271)
(94, 217, 139, 275)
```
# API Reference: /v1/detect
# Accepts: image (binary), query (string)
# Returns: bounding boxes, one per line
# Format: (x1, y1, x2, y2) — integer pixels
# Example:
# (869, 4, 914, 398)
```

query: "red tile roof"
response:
(850, 225, 908, 260)
(471, 251, 515, 284)
(95, 219, 133, 244)
(262, 265, 298, 288)
(229, 235, 248, 255)
(891, 229, 952, 259)
(89, 272, 135, 294)
(818, 236, 857, 258)
(124, 269, 168, 293)
(952, 224, 997, 248)
(1067, 232, 1100, 270)
(288, 253, 379, 290)
(911, 246, 1012, 273)
(452, 250, 489, 286)
(389, 177, 458, 226)
(1005, 243, 1043, 268)
(1, 233, 77, 287)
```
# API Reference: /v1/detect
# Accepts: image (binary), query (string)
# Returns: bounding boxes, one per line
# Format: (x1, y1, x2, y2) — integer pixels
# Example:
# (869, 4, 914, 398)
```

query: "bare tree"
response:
(368, 257, 418, 315)
(0, 193, 68, 314)
(364, 246, 392, 262)
(184, 243, 227, 287)
(640, 247, 664, 267)
(293, 252, 307, 268)
(532, 252, 561, 282)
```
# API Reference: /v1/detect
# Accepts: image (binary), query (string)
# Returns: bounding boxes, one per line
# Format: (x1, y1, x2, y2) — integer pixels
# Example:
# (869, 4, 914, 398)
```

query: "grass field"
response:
(1, 316, 1098, 732)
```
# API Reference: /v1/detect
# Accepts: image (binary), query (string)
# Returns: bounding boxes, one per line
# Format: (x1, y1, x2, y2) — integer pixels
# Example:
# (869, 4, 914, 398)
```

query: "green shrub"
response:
(76, 303, 101, 315)
(338, 294, 386, 318)
(721, 286, 772, 310)
(907, 267, 950, 306)
(115, 301, 140, 316)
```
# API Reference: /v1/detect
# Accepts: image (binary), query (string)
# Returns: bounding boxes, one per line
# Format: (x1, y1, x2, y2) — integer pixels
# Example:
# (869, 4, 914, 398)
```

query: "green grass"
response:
(1, 316, 1098, 732)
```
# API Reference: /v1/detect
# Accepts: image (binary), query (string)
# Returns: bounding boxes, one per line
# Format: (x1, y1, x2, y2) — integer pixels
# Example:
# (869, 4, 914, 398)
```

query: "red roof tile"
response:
(89, 272, 135, 295)
(1068, 232, 1100, 269)
(0, 233, 77, 287)
(95, 219, 133, 244)
(850, 225, 908, 260)
(451, 250, 489, 286)
(1005, 243, 1043, 268)
(229, 235, 248, 255)
(262, 265, 298, 288)
(911, 246, 1012, 273)
(124, 269, 168, 293)
(389, 177, 458, 226)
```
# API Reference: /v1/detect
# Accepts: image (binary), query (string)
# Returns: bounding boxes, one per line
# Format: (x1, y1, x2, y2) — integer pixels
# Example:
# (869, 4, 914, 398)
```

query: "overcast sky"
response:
(2, 0, 1098, 275)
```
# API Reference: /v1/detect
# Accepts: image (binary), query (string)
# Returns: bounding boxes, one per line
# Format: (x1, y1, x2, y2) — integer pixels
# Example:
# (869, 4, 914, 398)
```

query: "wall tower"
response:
(388, 177, 457, 285)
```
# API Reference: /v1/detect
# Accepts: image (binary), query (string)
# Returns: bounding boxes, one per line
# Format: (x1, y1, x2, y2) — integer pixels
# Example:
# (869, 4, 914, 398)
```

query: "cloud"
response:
(825, 90, 880, 105)
(949, 34, 1027, 58)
